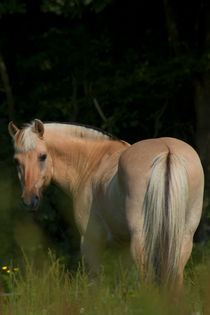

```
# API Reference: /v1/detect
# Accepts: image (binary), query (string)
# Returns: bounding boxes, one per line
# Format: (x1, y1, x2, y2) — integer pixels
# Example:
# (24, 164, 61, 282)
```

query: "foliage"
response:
(41, 0, 112, 16)
(0, 0, 209, 267)
(0, 0, 26, 17)
(0, 0, 199, 142)
(0, 166, 80, 270)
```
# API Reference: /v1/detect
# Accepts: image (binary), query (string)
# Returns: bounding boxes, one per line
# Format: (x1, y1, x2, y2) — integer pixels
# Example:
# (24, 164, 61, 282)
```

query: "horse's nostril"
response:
(33, 195, 40, 210)
(21, 194, 40, 210)
(21, 197, 30, 207)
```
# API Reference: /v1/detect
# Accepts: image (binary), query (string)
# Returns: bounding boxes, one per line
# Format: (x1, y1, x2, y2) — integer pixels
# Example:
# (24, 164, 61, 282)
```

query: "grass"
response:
(1, 247, 210, 315)
(1, 173, 208, 314)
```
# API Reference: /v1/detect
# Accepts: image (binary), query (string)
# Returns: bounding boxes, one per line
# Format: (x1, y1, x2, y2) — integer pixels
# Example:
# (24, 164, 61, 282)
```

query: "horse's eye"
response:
(39, 154, 47, 162)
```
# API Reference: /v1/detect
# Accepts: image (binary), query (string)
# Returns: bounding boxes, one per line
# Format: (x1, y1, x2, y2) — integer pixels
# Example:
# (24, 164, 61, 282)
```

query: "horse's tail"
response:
(142, 151, 188, 286)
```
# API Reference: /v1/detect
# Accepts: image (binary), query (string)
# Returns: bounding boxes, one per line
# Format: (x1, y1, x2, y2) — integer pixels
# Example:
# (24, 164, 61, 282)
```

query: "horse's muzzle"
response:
(21, 194, 40, 211)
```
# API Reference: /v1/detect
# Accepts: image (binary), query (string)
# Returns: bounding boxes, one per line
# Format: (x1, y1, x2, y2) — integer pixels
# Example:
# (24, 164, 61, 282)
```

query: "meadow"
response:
(0, 243, 210, 315)
(0, 170, 210, 314)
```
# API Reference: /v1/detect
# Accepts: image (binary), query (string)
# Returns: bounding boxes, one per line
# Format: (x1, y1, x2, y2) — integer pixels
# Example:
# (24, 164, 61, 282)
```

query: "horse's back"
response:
(119, 137, 203, 184)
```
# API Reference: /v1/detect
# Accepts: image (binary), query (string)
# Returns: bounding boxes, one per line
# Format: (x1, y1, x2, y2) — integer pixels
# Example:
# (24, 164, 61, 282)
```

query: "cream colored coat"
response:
(8, 119, 204, 291)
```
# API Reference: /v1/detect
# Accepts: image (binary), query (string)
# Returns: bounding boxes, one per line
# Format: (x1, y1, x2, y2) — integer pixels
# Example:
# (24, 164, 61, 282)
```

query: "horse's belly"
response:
(100, 204, 130, 243)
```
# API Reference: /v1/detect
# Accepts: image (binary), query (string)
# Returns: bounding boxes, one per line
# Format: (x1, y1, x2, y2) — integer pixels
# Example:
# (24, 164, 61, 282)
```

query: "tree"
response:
(0, 54, 15, 120)
(163, 0, 210, 240)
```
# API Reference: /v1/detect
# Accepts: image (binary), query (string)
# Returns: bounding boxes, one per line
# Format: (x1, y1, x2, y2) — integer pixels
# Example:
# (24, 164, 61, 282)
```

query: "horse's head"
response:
(8, 119, 52, 211)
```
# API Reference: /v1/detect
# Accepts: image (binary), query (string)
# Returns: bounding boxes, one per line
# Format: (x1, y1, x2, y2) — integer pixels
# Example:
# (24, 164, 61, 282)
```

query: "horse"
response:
(8, 119, 204, 291)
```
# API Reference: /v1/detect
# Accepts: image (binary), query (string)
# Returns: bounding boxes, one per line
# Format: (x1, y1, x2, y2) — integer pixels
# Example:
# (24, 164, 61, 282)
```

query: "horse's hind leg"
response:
(124, 198, 146, 282)
(129, 232, 146, 282)
(175, 188, 203, 294)
(174, 234, 193, 294)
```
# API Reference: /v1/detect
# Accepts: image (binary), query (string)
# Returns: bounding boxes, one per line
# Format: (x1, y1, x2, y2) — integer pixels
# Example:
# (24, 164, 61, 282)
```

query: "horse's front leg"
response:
(80, 234, 106, 278)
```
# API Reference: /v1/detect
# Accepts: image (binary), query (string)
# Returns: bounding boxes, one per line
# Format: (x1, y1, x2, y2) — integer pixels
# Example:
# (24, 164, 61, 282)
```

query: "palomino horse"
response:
(8, 119, 204, 290)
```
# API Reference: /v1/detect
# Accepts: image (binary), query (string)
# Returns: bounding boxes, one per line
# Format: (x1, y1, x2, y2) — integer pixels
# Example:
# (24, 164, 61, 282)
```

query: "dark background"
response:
(0, 0, 209, 268)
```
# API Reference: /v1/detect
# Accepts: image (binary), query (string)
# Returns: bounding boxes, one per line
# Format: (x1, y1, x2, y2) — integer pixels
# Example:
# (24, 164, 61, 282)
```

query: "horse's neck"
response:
(46, 132, 128, 196)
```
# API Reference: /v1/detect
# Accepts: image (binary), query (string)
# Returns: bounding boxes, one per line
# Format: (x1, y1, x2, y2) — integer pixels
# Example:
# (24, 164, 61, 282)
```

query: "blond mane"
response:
(14, 121, 118, 153)
(44, 122, 116, 141)
(14, 124, 37, 153)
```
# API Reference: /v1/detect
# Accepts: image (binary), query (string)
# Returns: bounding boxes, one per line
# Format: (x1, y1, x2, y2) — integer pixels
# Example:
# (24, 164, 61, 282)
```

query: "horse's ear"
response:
(8, 121, 19, 138)
(34, 119, 44, 138)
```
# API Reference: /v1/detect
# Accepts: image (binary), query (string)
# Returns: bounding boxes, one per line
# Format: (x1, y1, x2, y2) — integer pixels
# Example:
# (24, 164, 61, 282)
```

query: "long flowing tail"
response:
(142, 151, 188, 286)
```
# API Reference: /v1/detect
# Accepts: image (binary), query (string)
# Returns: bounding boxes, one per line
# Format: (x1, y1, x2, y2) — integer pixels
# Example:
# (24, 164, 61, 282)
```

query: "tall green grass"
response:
(1, 248, 210, 315)
(0, 174, 209, 314)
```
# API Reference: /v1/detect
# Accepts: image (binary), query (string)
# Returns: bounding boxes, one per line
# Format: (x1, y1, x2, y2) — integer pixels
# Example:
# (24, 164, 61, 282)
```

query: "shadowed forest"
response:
(0, 1, 210, 313)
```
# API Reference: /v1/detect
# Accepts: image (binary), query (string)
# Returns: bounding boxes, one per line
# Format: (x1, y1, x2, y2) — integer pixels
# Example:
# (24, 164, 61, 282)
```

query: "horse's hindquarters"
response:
(118, 137, 204, 287)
